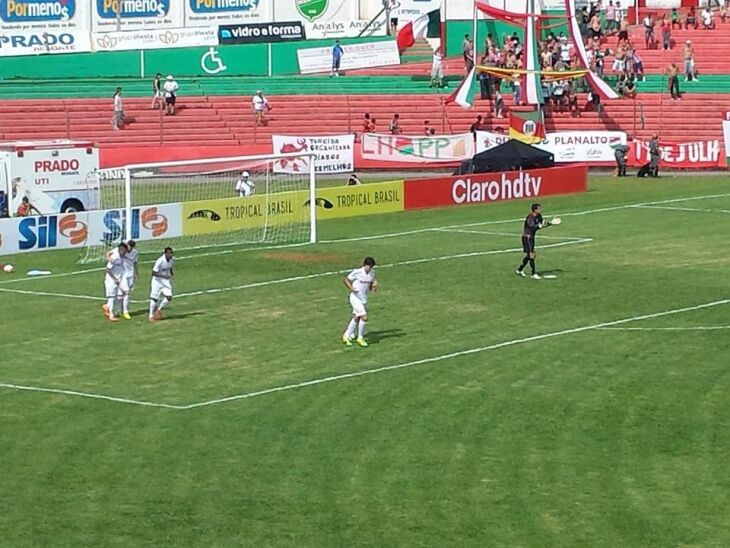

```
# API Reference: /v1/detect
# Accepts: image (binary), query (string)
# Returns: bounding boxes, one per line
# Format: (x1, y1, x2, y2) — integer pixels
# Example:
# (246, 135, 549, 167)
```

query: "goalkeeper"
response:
(515, 203, 560, 280)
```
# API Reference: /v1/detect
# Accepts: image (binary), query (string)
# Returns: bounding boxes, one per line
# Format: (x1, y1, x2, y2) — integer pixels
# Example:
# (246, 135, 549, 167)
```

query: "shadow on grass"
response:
(366, 328, 406, 345)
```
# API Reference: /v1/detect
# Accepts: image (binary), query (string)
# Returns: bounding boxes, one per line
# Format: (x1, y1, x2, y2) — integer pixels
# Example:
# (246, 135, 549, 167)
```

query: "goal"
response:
(79, 152, 317, 262)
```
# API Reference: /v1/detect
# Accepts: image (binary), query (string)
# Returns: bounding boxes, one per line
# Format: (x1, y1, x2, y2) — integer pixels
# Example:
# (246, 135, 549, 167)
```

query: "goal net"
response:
(79, 152, 317, 263)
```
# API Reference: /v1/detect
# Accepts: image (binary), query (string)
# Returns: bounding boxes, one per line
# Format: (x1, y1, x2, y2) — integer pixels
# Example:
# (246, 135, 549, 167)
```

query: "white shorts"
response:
(150, 278, 173, 300)
(349, 293, 367, 317)
(120, 276, 135, 294)
(104, 276, 120, 298)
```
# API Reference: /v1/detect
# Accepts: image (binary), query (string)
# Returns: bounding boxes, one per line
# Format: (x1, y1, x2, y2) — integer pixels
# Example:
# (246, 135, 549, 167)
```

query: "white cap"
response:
(241, 171, 249, 177)
(166, 75, 174, 80)
(686, 39, 691, 44)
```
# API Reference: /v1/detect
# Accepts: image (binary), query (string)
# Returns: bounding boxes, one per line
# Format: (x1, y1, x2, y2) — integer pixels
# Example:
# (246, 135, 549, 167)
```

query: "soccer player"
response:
(342, 256, 378, 347)
(149, 247, 175, 322)
(119, 239, 139, 320)
(102, 242, 128, 322)
(516, 203, 553, 280)
(235, 171, 254, 197)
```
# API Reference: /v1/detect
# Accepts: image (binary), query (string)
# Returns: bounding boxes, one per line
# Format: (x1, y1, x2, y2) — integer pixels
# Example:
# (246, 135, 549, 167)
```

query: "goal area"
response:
(80, 152, 317, 262)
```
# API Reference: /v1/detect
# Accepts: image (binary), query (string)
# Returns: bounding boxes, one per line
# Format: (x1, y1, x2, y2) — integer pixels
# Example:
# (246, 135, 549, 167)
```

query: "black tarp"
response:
(454, 140, 555, 174)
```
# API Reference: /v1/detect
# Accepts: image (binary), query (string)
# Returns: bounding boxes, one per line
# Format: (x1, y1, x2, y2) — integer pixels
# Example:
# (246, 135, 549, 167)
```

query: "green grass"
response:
(2, 175, 730, 546)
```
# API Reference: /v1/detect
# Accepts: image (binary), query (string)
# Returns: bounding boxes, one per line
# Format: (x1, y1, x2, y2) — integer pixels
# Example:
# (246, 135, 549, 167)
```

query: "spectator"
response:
(614, 142, 629, 176)
(112, 87, 124, 130)
(661, 15, 672, 50)
(701, 7, 715, 29)
(683, 40, 698, 81)
(559, 36, 571, 68)
(594, 48, 606, 77)
(612, 43, 628, 74)
(478, 68, 493, 100)
(430, 49, 444, 88)
(614, 1, 624, 30)
(388, 0, 398, 35)
(606, 1, 616, 31)
(686, 7, 698, 29)
(330, 40, 344, 77)
(666, 62, 681, 99)
(347, 173, 362, 186)
(567, 80, 581, 117)
(362, 113, 375, 134)
(469, 115, 483, 135)
(589, 13, 603, 40)
(485, 32, 496, 52)
(512, 74, 522, 106)
(151, 73, 163, 110)
(643, 14, 655, 48)
(252, 90, 270, 126)
(648, 134, 661, 177)
(16, 196, 41, 217)
(551, 80, 567, 112)
(423, 120, 436, 136)
(587, 90, 603, 113)
(463, 34, 474, 74)
(618, 16, 630, 43)
(578, 7, 589, 36)
(389, 113, 402, 135)
(670, 7, 682, 29)
(494, 90, 504, 118)
(623, 75, 637, 98)
(163, 75, 179, 116)
(721, 1, 728, 23)
(629, 47, 644, 80)
(235, 171, 254, 197)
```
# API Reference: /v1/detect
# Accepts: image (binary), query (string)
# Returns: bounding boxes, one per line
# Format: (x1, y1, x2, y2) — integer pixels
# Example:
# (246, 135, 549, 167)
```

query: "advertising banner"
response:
(91, 0, 183, 32)
(274, 0, 385, 39)
(218, 21, 305, 44)
(628, 139, 724, 168)
(185, 0, 272, 27)
(92, 27, 217, 52)
(0, 203, 182, 254)
(315, 181, 403, 219)
(403, 165, 588, 210)
(723, 121, 730, 166)
(362, 133, 474, 163)
(297, 40, 400, 75)
(272, 135, 354, 174)
(475, 131, 628, 163)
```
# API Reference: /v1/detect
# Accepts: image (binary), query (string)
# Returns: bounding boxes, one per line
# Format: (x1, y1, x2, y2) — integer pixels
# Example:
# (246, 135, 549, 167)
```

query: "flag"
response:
(397, 9, 441, 52)
(509, 109, 545, 144)
(445, 67, 477, 109)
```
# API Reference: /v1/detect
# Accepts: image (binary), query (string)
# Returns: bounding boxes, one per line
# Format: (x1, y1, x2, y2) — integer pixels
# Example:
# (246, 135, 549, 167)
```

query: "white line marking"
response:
(174, 239, 592, 300)
(180, 298, 730, 409)
(2, 298, 727, 409)
(0, 382, 185, 409)
(3, 191, 727, 287)
(436, 228, 589, 241)
(598, 325, 730, 331)
(633, 205, 730, 214)
(0, 287, 105, 301)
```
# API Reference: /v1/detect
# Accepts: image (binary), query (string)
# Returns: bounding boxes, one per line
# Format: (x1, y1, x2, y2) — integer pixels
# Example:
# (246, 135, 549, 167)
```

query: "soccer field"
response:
(1, 175, 730, 546)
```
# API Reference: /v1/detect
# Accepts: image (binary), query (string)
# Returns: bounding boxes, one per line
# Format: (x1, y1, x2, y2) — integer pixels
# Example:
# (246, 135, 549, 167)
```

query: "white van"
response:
(0, 140, 100, 218)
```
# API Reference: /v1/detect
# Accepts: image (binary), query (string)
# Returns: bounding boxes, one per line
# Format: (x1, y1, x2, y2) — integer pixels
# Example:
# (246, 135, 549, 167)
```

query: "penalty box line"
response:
(1, 298, 727, 411)
(1, 191, 728, 288)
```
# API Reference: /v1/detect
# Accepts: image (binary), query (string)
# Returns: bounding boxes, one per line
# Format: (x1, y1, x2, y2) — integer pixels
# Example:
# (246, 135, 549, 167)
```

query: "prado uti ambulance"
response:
(0, 140, 99, 217)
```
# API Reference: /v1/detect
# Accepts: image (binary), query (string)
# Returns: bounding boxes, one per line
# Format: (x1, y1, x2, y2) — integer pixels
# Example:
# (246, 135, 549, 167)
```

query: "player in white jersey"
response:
(102, 242, 128, 322)
(149, 247, 175, 322)
(342, 256, 377, 347)
(119, 239, 139, 320)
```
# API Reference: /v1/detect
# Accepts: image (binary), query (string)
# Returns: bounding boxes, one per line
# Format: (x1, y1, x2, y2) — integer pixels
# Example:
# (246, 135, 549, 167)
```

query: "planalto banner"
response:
(362, 133, 474, 163)
(403, 165, 588, 210)
(628, 139, 724, 168)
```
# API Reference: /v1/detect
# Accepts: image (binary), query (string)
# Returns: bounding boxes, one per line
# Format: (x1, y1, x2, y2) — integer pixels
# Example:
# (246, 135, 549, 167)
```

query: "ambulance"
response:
(0, 140, 100, 218)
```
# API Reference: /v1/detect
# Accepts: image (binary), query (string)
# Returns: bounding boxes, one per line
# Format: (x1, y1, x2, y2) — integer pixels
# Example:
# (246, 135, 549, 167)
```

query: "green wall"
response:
(0, 36, 390, 80)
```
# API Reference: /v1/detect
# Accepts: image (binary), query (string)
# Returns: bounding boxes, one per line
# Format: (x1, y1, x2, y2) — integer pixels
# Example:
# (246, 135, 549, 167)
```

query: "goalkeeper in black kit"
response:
(516, 203, 561, 280)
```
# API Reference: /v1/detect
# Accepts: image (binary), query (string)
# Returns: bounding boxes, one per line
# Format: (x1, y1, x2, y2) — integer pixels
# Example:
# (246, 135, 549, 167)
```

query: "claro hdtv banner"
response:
(403, 165, 588, 210)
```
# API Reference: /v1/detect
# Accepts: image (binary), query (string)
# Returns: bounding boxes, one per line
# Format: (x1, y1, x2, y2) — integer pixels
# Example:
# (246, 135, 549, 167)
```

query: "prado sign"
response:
(403, 165, 588, 210)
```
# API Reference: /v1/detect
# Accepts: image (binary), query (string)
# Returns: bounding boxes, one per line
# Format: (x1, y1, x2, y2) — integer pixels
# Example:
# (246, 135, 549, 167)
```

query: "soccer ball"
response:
(3, 264, 14, 273)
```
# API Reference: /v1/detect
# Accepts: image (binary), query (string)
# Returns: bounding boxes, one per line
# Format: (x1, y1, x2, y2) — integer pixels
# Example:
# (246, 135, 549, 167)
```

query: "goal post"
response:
(79, 151, 317, 262)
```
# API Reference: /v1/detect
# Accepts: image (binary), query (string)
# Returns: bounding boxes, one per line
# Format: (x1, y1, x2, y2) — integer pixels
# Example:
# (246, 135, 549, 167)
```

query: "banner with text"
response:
(475, 131, 628, 163)
(272, 134, 354, 174)
(723, 121, 730, 166)
(92, 27, 217, 52)
(403, 165, 588, 210)
(185, 0, 273, 27)
(0, 203, 182, 255)
(628, 139, 724, 168)
(91, 0, 184, 32)
(363, 133, 475, 164)
(297, 40, 400, 75)
(218, 21, 305, 44)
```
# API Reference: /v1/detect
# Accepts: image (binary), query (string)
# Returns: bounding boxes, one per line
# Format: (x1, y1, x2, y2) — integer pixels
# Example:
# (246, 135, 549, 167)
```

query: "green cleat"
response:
(356, 337, 368, 348)
(342, 336, 353, 347)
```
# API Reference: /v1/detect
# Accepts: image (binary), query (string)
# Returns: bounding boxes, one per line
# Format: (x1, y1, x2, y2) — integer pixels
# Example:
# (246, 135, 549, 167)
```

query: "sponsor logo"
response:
(34, 158, 80, 174)
(187, 209, 221, 221)
(141, 207, 167, 237)
(303, 197, 334, 209)
(102, 207, 169, 242)
(18, 213, 87, 250)
(276, 138, 310, 172)
(218, 21, 306, 44)
(0, 32, 76, 51)
(190, 0, 259, 13)
(451, 173, 543, 205)
(96, 0, 169, 19)
(296, 0, 328, 22)
(1, 0, 75, 22)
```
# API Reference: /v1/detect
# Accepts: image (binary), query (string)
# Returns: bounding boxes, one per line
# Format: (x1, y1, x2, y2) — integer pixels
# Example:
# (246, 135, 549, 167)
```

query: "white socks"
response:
(107, 297, 116, 317)
(344, 318, 357, 339)
(122, 294, 130, 314)
(149, 299, 157, 317)
(358, 320, 366, 339)
(159, 296, 170, 310)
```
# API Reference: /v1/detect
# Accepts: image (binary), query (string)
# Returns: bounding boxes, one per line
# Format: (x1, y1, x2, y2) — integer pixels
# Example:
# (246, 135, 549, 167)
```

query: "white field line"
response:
(435, 228, 589, 241)
(0, 286, 147, 303)
(180, 298, 730, 409)
(1, 298, 727, 410)
(173, 239, 593, 300)
(632, 205, 730, 214)
(2, 191, 728, 287)
(598, 325, 730, 331)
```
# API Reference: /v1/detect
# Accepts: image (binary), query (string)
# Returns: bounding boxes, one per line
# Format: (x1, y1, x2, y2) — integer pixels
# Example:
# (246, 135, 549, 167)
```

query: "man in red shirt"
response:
(16, 196, 41, 217)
